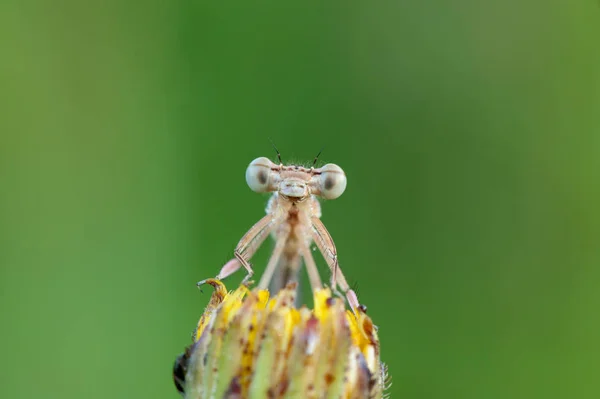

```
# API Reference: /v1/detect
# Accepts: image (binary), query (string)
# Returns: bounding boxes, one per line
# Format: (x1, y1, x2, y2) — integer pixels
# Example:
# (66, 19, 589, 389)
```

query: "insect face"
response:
(245, 157, 347, 200)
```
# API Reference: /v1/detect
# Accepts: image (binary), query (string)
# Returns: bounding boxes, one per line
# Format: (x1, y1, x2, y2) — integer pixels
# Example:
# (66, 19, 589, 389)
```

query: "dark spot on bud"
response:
(278, 378, 290, 395)
(173, 351, 189, 394)
(362, 318, 374, 338)
(358, 304, 368, 314)
(325, 373, 335, 385)
(224, 376, 242, 397)
(326, 297, 335, 307)
(356, 352, 373, 392)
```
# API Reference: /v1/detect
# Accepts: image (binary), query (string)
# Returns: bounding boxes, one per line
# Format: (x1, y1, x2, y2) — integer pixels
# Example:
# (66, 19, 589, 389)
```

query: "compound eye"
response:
(246, 157, 272, 193)
(319, 163, 347, 199)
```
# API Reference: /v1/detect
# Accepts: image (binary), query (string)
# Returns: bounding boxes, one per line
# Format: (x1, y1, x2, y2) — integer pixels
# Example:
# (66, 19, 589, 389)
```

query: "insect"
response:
(203, 149, 359, 310)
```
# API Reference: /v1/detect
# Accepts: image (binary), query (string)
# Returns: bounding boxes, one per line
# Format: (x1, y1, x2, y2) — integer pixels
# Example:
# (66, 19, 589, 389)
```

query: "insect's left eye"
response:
(246, 157, 272, 193)
(319, 163, 347, 199)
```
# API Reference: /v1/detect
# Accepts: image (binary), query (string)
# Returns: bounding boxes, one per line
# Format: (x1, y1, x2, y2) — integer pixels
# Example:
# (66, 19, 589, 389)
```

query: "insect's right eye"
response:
(246, 157, 272, 193)
(319, 163, 347, 199)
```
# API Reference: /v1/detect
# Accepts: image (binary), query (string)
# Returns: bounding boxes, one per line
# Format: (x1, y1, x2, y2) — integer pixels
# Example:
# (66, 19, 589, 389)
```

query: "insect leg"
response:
(214, 258, 242, 280)
(310, 216, 339, 288)
(310, 216, 360, 311)
(271, 252, 302, 306)
(215, 213, 277, 283)
(257, 224, 290, 290)
(299, 239, 324, 294)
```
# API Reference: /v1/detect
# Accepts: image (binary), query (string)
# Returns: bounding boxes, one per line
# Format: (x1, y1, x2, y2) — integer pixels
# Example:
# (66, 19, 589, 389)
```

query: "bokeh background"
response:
(2, 1, 599, 398)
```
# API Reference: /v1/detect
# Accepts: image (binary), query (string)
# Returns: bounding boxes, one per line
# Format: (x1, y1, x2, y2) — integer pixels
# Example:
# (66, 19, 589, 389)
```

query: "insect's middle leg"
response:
(299, 240, 323, 294)
(257, 225, 290, 290)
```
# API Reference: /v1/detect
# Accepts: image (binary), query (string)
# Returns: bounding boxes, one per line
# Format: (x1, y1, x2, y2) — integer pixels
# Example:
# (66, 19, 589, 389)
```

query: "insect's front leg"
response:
(310, 216, 360, 312)
(215, 258, 242, 280)
(234, 249, 254, 285)
(212, 213, 278, 284)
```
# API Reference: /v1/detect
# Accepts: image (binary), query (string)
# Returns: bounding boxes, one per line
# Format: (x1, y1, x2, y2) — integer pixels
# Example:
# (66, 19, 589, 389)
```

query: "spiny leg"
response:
(212, 213, 277, 284)
(257, 225, 290, 290)
(299, 240, 324, 295)
(310, 216, 339, 289)
(310, 216, 359, 311)
(234, 251, 254, 285)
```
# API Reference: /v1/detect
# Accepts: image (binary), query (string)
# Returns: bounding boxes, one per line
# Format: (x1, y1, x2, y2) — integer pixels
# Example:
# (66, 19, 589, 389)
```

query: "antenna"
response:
(312, 147, 324, 167)
(268, 137, 282, 164)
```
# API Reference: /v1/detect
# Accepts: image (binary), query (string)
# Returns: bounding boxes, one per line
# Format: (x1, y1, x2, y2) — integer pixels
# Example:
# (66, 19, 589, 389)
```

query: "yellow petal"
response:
(178, 280, 389, 399)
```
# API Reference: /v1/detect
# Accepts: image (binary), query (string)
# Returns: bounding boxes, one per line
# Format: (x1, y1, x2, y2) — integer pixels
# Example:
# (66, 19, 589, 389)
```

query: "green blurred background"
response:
(1, 1, 599, 398)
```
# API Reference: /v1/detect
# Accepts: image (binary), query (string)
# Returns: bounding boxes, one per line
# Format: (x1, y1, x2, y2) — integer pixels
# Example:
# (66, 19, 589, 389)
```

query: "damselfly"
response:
(202, 151, 359, 310)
